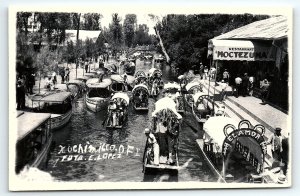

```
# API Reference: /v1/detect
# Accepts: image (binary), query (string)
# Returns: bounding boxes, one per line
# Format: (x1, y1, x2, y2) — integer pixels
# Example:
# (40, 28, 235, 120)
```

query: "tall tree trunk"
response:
(75, 13, 81, 79)
(154, 27, 170, 63)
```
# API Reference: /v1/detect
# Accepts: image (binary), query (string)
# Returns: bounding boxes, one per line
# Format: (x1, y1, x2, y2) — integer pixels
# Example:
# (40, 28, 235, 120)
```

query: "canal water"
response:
(46, 57, 217, 182)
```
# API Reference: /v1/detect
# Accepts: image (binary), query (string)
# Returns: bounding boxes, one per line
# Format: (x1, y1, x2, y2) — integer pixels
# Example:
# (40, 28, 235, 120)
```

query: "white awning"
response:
(111, 93, 130, 104)
(152, 97, 182, 119)
(163, 82, 181, 90)
(132, 84, 149, 92)
(208, 39, 275, 61)
(185, 82, 201, 91)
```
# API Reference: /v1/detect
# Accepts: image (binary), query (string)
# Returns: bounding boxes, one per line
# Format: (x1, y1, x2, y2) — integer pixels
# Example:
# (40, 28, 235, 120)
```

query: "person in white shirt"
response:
(145, 128, 159, 165)
(234, 76, 242, 98)
(219, 80, 228, 101)
(268, 128, 283, 163)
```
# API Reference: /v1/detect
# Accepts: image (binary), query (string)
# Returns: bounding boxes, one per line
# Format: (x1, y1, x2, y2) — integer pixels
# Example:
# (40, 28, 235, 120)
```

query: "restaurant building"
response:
(207, 16, 289, 111)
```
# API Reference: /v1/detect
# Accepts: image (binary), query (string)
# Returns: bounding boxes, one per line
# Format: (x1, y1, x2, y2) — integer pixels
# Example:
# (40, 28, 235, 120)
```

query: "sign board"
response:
(208, 39, 275, 61)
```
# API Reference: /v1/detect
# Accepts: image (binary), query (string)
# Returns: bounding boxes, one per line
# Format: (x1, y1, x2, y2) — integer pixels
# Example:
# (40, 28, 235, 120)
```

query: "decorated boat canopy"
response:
(17, 112, 51, 141)
(134, 71, 146, 78)
(152, 97, 182, 119)
(111, 92, 130, 105)
(148, 68, 162, 78)
(132, 84, 149, 93)
(86, 78, 112, 88)
(193, 91, 209, 103)
(40, 92, 72, 103)
(185, 82, 202, 92)
(163, 82, 181, 90)
(110, 74, 135, 84)
(203, 116, 238, 147)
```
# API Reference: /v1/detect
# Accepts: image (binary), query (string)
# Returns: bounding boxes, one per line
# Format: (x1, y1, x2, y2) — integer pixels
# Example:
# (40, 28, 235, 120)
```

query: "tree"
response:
(123, 14, 137, 47)
(109, 13, 123, 56)
(82, 13, 102, 30)
(156, 14, 270, 72)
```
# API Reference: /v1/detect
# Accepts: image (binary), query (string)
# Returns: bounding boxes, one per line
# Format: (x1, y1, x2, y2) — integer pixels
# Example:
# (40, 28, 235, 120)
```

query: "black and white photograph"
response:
(8, 5, 292, 191)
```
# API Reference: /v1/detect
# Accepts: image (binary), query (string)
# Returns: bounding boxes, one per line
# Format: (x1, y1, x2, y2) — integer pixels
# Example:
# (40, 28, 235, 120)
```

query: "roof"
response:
(86, 78, 112, 88)
(40, 92, 71, 102)
(186, 82, 201, 91)
(213, 16, 288, 41)
(132, 84, 149, 92)
(65, 30, 101, 43)
(163, 82, 181, 90)
(17, 112, 51, 141)
(152, 97, 182, 119)
(111, 92, 130, 104)
(203, 116, 239, 147)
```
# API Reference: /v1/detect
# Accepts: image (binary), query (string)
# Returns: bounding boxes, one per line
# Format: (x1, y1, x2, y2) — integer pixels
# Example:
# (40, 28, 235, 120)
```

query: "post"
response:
(208, 58, 212, 97)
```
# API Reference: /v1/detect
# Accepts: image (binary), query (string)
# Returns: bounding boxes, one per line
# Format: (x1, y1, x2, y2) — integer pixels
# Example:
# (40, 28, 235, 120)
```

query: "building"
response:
(207, 16, 289, 111)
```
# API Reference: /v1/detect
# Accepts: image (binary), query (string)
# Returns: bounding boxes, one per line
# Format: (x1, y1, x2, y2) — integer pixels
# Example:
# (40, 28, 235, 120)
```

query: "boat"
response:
(33, 92, 73, 130)
(184, 81, 204, 108)
(66, 79, 86, 99)
(124, 60, 136, 76)
(105, 92, 130, 129)
(132, 84, 149, 111)
(191, 92, 215, 123)
(134, 71, 147, 85)
(143, 97, 182, 174)
(148, 68, 164, 97)
(110, 74, 135, 92)
(16, 111, 52, 174)
(197, 118, 270, 183)
(154, 55, 165, 69)
(85, 78, 112, 112)
(163, 82, 184, 113)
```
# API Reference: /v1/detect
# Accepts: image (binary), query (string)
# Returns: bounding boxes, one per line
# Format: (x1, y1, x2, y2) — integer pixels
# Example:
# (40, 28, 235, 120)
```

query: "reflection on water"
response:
(45, 57, 217, 182)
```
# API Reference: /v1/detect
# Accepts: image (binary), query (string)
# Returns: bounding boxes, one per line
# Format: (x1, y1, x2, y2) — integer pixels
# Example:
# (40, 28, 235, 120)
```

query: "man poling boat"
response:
(132, 84, 149, 111)
(105, 92, 130, 129)
(143, 97, 182, 173)
(85, 78, 112, 112)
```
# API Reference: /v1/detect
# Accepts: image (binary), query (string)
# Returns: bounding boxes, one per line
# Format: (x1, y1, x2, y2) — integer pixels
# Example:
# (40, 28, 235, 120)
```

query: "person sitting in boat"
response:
(144, 128, 159, 165)
(108, 100, 117, 126)
(151, 80, 159, 96)
(134, 92, 141, 107)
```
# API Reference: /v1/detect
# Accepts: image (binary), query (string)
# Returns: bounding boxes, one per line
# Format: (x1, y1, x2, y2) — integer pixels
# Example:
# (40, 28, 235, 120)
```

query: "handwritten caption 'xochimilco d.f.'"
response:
(54, 142, 141, 164)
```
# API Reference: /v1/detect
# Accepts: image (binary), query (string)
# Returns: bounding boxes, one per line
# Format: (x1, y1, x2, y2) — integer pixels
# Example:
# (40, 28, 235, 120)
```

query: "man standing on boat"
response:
(144, 128, 159, 165)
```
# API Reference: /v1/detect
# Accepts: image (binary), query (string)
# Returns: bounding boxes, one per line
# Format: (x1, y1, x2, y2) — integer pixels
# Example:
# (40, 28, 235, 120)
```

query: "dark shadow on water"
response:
(143, 168, 178, 182)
